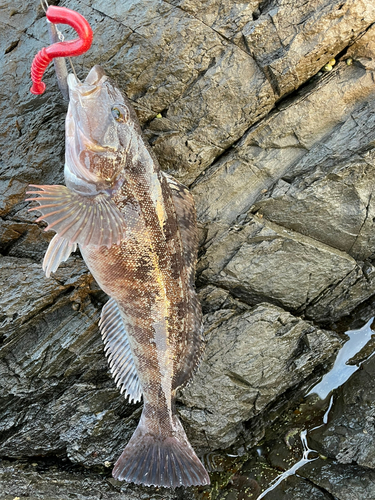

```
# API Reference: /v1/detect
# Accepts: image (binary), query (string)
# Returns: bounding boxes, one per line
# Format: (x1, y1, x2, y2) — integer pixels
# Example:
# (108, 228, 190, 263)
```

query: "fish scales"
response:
(26, 65, 209, 488)
(83, 166, 187, 422)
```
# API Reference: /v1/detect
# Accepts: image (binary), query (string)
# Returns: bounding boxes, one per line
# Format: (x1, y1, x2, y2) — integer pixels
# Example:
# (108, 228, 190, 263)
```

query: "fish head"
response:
(66, 65, 136, 192)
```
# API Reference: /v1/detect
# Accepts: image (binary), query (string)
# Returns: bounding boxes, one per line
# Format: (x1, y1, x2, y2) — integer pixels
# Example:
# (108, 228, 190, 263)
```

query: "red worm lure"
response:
(30, 6, 93, 95)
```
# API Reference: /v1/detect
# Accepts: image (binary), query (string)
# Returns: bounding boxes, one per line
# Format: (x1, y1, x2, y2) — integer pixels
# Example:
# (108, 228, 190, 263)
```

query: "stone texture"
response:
(179, 302, 340, 450)
(242, 0, 375, 98)
(301, 461, 375, 500)
(192, 62, 375, 227)
(168, 0, 261, 43)
(0, 256, 89, 332)
(305, 261, 375, 324)
(0, 460, 187, 500)
(149, 44, 274, 185)
(198, 215, 369, 320)
(1, 0, 375, 497)
(309, 346, 375, 469)
(252, 154, 375, 261)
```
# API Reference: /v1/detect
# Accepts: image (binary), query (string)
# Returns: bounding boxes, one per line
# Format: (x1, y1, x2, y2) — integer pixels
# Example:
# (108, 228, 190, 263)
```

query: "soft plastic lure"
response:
(30, 5, 93, 95)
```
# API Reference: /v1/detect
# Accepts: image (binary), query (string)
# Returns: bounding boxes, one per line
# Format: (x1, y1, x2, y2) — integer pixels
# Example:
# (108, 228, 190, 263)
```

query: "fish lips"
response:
(67, 66, 119, 154)
(67, 65, 108, 96)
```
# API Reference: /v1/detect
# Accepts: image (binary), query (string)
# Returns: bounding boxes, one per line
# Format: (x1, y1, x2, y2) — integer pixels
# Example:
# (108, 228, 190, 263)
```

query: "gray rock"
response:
(168, 0, 261, 44)
(192, 62, 375, 227)
(300, 461, 375, 500)
(309, 348, 375, 469)
(0, 460, 186, 500)
(179, 302, 340, 450)
(242, 0, 375, 98)
(346, 23, 375, 70)
(198, 215, 368, 319)
(305, 261, 375, 324)
(149, 43, 274, 184)
(0, 256, 89, 333)
(252, 154, 375, 261)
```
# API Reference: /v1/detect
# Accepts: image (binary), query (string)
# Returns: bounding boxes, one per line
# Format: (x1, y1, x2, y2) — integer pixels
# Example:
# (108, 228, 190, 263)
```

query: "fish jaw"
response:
(65, 66, 131, 189)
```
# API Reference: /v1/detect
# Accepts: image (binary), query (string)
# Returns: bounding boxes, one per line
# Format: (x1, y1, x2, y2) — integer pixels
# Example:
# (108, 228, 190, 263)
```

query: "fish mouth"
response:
(67, 65, 108, 97)
(66, 65, 121, 184)
(67, 65, 115, 153)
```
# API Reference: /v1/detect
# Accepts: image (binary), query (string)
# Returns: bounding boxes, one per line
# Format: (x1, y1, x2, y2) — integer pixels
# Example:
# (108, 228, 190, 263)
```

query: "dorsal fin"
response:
(99, 298, 142, 403)
(162, 172, 205, 390)
(43, 234, 77, 277)
(172, 290, 205, 391)
(162, 172, 199, 287)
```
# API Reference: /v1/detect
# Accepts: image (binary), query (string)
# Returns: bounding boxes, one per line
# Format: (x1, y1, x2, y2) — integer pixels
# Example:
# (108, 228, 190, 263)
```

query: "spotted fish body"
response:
(27, 66, 209, 488)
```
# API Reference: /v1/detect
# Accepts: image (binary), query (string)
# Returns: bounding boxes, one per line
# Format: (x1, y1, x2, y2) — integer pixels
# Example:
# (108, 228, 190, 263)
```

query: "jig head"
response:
(30, 6, 93, 95)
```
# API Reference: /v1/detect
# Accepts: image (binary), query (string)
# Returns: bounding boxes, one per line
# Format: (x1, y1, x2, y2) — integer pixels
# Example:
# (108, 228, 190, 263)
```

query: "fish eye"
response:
(111, 105, 129, 123)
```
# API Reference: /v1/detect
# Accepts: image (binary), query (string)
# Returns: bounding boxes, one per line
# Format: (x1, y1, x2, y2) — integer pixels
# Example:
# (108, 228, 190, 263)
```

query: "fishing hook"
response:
(30, 6, 93, 95)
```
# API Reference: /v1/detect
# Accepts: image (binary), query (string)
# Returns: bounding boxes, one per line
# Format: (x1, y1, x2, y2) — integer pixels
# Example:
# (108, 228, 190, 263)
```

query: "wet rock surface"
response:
(309, 333, 375, 469)
(1, 0, 375, 498)
(0, 459, 193, 500)
(301, 461, 375, 500)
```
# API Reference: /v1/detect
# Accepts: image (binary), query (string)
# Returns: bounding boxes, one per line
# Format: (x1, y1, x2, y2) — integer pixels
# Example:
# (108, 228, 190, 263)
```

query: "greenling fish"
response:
(26, 65, 210, 488)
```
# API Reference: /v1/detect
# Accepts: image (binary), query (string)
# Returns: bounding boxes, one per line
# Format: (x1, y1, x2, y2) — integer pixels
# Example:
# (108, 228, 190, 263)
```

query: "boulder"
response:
(179, 301, 341, 450)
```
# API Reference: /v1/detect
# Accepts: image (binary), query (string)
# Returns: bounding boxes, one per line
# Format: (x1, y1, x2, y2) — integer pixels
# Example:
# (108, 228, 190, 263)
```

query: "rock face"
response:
(179, 301, 340, 450)
(309, 338, 375, 469)
(1, 0, 375, 498)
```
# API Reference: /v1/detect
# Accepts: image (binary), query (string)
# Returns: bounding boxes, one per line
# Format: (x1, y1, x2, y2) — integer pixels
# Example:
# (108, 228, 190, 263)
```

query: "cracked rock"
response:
(198, 215, 360, 316)
(0, 459, 187, 500)
(242, 0, 375, 98)
(253, 153, 375, 261)
(300, 461, 375, 500)
(179, 302, 341, 450)
(309, 345, 375, 470)
(192, 61, 375, 227)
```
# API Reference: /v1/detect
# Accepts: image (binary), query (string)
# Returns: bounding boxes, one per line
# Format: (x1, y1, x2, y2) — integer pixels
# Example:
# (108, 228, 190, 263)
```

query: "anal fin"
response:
(99, 298, 142, 403)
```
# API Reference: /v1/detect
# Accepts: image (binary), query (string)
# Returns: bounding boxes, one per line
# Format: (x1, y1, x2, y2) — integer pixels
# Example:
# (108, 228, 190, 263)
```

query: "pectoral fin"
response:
(43, 234, 77, 278)
(26, 184, 126, 248)
(99, 298, 142, 403)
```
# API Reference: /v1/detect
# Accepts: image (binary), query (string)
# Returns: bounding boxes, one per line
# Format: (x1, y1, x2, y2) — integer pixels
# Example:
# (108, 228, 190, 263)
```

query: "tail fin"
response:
(112, 411, 210, 488)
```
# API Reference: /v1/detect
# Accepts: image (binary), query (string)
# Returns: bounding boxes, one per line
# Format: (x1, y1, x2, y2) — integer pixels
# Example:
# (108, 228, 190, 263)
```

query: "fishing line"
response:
(39, 0, 80, 89)
(40, 0, 48, 13)
(68, 57, 79, 81)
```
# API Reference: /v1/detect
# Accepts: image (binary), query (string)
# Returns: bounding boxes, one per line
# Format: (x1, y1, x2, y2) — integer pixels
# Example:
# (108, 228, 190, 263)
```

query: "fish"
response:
(26, 65, 210, 488)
